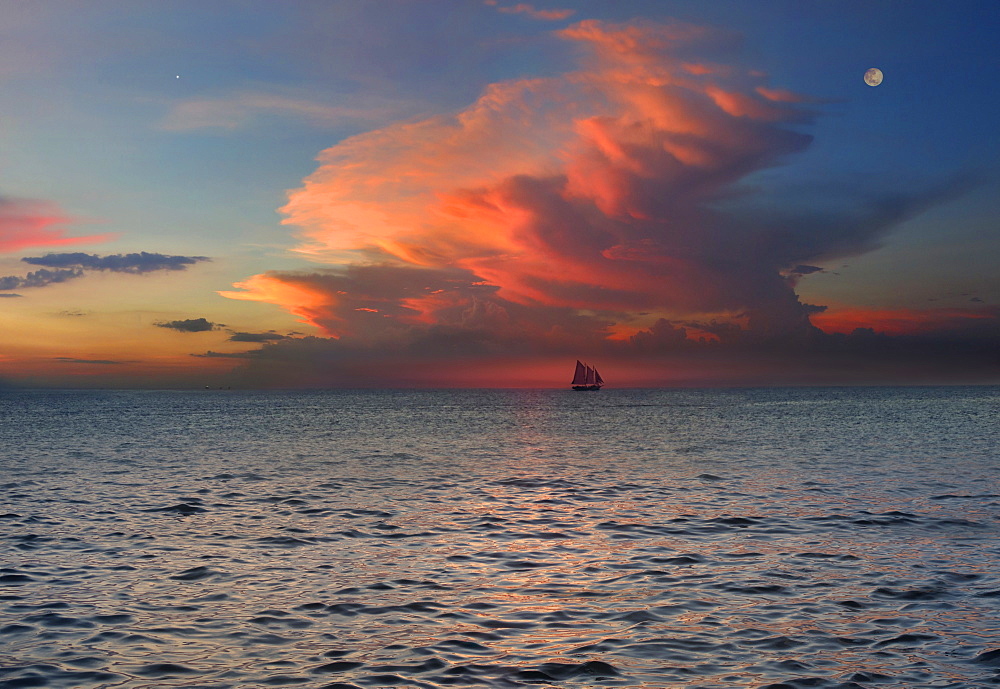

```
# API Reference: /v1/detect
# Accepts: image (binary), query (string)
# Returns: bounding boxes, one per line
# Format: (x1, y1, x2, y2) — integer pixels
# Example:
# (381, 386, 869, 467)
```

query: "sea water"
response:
(1, 386, 998, 688)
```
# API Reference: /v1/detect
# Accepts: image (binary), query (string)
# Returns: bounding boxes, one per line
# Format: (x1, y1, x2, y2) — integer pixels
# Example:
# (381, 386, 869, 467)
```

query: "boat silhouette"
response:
(571, 360, 604, 391)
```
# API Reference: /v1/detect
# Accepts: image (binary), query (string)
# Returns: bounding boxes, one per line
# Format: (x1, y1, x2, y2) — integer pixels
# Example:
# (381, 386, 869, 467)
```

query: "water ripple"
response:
(2, 387, 999, 687)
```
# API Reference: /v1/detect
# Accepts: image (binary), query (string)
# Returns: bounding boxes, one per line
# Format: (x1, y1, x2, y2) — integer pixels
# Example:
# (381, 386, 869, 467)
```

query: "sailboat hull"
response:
(572, 385, 602, 391)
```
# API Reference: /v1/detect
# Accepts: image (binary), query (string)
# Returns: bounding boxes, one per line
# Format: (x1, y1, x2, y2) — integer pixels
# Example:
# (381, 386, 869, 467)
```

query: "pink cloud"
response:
(756, 85, 811, 103)
(224, 18, 971, 361)
(0, 197, 113, 253)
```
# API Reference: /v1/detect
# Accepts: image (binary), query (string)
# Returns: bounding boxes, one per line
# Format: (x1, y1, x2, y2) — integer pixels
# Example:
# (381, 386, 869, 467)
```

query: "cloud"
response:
(754, 86, 831, 104)
(155, 318, 219, 333)
(160, 91, 401, 131)
(22, 251, 209, 273)
(0, 267, 84, 291)
(53, 357, 126, 365)
(228, 331, 290, 343)
(192, 350, 253, 359)
(811, 306, 997, 337)
(0, 293, 23, 298)
(227, 20, 820, 337)
(205, 304, 1000, 388)
(220, 264, 612, 354)
(0, 196, 114, 253)
(0, 251, 211, 293)
(218, 18, 987, 384)
(487, 2, 575, 21)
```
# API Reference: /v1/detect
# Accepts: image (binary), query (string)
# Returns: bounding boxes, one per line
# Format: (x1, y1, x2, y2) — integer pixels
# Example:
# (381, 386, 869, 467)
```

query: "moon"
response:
(864, 67, 883, 87)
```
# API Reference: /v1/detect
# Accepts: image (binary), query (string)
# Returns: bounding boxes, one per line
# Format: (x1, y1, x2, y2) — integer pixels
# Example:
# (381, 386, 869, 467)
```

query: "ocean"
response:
(1, 386, 999, 688)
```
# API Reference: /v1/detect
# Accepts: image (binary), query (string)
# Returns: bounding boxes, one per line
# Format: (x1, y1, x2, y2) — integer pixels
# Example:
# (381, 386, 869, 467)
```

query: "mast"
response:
(585, 365, 595, 385)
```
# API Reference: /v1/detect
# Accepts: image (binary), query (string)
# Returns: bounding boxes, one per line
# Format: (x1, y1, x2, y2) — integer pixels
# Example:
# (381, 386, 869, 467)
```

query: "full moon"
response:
(864, 67, 883, 86)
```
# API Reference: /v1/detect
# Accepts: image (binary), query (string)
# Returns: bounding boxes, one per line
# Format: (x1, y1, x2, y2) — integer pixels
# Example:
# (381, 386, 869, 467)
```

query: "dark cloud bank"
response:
(203, 300, 999, 388)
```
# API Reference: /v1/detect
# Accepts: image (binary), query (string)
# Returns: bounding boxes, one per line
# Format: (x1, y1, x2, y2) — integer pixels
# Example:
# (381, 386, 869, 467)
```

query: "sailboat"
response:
(571, 360, 604, 391)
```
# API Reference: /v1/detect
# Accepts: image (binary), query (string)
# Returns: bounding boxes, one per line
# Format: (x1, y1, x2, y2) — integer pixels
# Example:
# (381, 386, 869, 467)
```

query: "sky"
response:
(1, 0, 998, 388)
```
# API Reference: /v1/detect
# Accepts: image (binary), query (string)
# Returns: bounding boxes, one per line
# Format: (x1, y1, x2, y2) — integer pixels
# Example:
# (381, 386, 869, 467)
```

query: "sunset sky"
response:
(1, 0, 998, 388)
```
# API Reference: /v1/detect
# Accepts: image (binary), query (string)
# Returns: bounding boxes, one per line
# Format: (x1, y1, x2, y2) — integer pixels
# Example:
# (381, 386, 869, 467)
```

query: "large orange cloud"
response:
(222, 19, 974, 357)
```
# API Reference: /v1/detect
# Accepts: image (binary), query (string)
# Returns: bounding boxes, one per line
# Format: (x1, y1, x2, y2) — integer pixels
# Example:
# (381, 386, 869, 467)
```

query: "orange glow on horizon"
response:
(812, 306, 993, 336)
(0, 352, 237, 388)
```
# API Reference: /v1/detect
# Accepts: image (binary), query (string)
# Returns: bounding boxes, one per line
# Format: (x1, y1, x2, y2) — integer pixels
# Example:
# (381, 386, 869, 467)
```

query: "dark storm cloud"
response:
(155, 318, 219, 332)
(627, 319, 694, 352)
(808, 311, 1000, 382)
(22, 251, 209, 273)
(228, 331, 289, 343)
(202, 300, 1000, 388)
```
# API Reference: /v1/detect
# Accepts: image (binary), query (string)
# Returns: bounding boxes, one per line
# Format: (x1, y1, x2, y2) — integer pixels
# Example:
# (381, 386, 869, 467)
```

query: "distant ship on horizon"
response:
(571, 360, 604, 391)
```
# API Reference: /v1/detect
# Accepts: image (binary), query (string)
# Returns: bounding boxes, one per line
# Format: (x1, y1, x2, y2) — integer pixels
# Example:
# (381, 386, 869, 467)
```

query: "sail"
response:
(585, 366, 595, 385)
(572, 360, 588, 385)
(594, 368, 604, 386)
